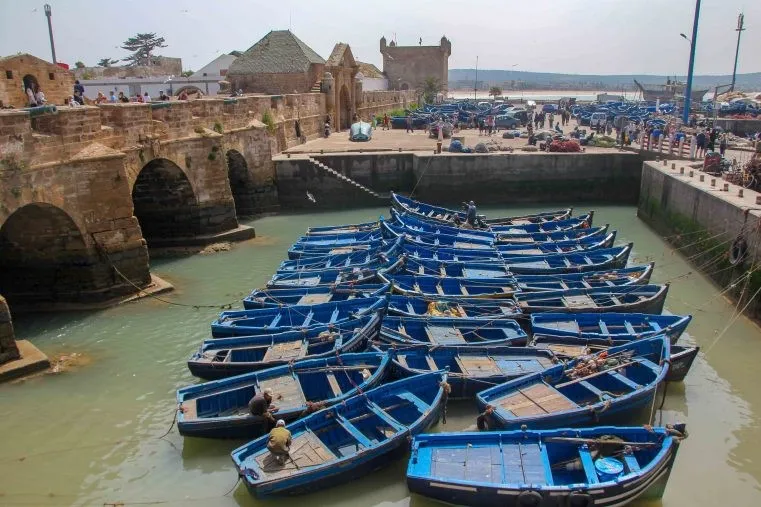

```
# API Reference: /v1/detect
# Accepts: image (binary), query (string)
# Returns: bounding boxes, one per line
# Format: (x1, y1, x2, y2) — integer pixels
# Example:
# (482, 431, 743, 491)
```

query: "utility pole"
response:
(44, 4, 57, 64)
(731, 13, 745, 91)
(474, 56, 478, 100)
(682, 0, 701, 125)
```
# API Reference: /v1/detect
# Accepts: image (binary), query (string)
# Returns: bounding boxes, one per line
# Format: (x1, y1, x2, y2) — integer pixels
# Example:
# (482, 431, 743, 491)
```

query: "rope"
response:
(409, 156, 433, 198)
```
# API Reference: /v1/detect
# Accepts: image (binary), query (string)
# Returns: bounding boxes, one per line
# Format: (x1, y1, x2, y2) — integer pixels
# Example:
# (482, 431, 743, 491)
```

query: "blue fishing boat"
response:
(306, 220, 380, 236)
(287, 239, 383, 260)
(496, 231, 616, 255)
(277, 238, 401, 272)
(349, 121, 373, 141)
(243, 283, 389, 309)
(177, 352, 391, 438)
(400, 257, 512, 278)
(387, 295, 520, 319)
(504, 244, 632, 275)
(516, 285, 669, 314)
(267, 257, 403, 288)
(293, 230, 383, 246)
(407, 424, 688, 507)
(401, 243, 504, 262)
(476, 336, 670, 430)
(530, 335, 699, 382)
(211, 297, 387, 337)
(380, 272, 519, 298)
(379, 344, 556, 399)
(391, 209, 609, 244)
(231, 371, 448, 498)
(391, 192, 572, 227)
(379, 316, 528, 347)
(190, 315, 381, 379)
(514, 264, 654, 291)
(490, 213, 594, 234)
(530, 312, 692, 344)
(381, 220, 495, 248)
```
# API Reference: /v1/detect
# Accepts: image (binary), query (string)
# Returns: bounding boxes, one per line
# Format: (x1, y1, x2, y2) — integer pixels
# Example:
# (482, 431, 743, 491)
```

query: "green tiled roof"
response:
(229, 30, 325, 75)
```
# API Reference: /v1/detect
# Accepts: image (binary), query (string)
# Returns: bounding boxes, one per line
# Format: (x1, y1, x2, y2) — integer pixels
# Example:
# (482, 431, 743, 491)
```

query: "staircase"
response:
(306, 156, 389, 199)
(310, 81, 322, 93)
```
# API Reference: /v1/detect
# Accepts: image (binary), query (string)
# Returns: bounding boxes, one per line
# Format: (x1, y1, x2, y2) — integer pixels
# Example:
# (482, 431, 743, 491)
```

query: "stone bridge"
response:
(0, 90, 414, 310)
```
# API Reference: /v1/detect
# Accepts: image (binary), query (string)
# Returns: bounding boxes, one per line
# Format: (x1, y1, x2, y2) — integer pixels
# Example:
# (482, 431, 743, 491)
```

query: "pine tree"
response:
(121, 33, 167, 66)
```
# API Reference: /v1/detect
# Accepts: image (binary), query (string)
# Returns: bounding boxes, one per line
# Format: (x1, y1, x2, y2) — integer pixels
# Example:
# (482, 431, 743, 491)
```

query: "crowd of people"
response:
(16, 79, 183, 109)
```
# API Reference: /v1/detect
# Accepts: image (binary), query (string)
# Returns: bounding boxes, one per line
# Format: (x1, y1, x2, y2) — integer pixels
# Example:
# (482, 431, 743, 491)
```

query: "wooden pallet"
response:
(256, 431, 335, 478)
(425, 325, 467, 345)
(456, 356, 502, 376)
(298, 293, 333, 305)
(498, 382, 578, 417)
(258, 374, 307, 412)
(263, 340, 307, 362)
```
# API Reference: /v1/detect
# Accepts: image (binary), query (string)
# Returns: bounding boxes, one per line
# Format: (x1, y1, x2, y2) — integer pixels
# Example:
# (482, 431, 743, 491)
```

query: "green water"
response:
(1, 206, 760, 507)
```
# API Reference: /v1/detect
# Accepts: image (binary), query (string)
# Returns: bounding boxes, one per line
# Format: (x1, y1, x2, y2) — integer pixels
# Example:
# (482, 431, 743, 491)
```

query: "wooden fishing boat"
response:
(277, 238, 401, 272)
(515, 264, 654, 291)
(378, 344, 557, 399)
(177, 352, 391, 438)
(243, 283, 390, 309)
(393, 209, 594, 236)
(402, 243, 503, 262)
(267, 257, 403, 288)
(306, 220, 380, 236)
(379, 316, 528, 347)
(381, 220, 495, 248)
(211, 297, 387, 337)
(293, 230, 383, 246)
(387, 295, 521, 319)
(391, 192, 572, 227)
(406, 424, 688, 507)
(190, 315, 381, 379)
(531, 335, 699, 382)
(288, 239, 383, 260)
(380, 272, 520, 299)
(400, 257, 512, 278)
(515, 285, 669, 314)
(530, 312, 692, 344)
(496, 231, 616, 255)
(476, 336, 670, 430)
(391, 209, 610, 244)
(504, 244, 632, 275)
(349, 120, 373, 141)
(231, 371, 448, 498)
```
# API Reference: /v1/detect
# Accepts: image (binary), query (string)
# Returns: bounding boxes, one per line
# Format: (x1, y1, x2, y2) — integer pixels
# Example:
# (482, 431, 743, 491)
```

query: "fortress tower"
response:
(380, 36, 451, 93)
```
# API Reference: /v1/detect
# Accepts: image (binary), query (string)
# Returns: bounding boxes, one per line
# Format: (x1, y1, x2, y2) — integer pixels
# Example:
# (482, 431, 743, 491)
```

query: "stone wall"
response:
(0, 54, 75, 108)
(274, 151, 643, 209)
(73, 56, 183, 80)
(0, 295, 19, 365)
(713, 118, 761, 137)
(381, 38, 450, 92)
(638, 160, 761, 319)
(357, 90, 416, 121)
(228, 64, 324, 95)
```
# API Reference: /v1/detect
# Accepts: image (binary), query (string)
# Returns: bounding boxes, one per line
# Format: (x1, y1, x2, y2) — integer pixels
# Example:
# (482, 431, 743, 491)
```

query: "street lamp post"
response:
(731, 13, 745, 91)
(682, 0, 702, 125)
(44, 4, 56, 64)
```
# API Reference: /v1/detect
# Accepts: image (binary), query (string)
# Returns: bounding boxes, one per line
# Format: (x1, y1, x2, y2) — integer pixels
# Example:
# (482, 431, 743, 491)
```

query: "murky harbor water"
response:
(1, 205, 760, 507)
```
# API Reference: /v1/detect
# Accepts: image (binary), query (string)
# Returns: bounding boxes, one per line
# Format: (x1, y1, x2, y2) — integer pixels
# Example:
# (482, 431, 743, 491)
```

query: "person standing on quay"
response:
(406, 115, 413, 133)
(719, 133, 727, 156)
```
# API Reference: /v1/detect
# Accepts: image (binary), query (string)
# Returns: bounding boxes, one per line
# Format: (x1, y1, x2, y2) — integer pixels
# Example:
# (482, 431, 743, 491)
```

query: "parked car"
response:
(542, 104, 559, 112)
(506, 109, 529, 125)
(590, 112, 607, 128)
(494, 114, 521, 129)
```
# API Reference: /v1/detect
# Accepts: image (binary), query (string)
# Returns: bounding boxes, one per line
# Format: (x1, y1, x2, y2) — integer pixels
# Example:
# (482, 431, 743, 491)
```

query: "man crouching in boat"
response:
(249, 388, 279, 431)
(267, 419, 292, 465)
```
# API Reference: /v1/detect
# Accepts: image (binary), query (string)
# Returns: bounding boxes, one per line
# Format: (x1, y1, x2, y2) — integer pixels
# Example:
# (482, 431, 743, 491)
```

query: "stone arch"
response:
(0, 203, 100, 305)
(226, 149, 256, 217)
(22, 74, 40, 103)
(339, 84, 352, 130)
(175, 85, 204, 97)
(400, 82, 410, 91)
(132, 158, 201, 243)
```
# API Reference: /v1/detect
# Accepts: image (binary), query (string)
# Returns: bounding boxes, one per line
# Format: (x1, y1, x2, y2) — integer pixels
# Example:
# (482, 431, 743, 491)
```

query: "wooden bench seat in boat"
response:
(498, 382, 579, 417)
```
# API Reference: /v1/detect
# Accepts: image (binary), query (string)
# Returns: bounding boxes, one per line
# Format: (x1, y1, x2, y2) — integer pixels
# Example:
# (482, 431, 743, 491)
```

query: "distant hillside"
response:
(448, 69, 761, 92)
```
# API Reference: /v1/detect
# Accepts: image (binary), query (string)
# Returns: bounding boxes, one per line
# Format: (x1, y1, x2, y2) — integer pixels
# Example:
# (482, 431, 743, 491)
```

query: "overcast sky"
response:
(0, 0, 758, 76)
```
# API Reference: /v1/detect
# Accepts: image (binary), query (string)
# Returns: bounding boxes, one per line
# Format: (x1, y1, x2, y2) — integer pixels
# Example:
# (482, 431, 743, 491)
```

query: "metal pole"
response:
(730, 13, 745, 92)
(682, 0, 701, 125)
(474, 56, 478, 101)
(44, 4, 56, 64)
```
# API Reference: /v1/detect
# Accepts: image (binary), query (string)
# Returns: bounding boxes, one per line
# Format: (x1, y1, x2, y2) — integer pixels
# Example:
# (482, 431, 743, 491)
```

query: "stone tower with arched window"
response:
(380, 36, 451, 93)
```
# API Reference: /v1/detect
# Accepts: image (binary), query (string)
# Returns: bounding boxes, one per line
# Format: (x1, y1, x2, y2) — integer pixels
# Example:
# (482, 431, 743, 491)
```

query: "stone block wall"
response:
(229, 64, 325, 95)
(357, 90, 416, 121)
(0, 295, 20, 365)
(0, 54, 75, 108)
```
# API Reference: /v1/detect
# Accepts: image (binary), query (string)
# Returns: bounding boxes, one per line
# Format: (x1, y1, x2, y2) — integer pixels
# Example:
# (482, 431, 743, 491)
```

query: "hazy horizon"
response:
(1, 0, 759, 76)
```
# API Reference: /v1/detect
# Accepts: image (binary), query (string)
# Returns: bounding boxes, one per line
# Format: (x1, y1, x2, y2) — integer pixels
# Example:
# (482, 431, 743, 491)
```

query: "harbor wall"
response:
(638, 161, 761, 319)
(274, 152, 643, 209)
(0, 295, 19, 365)
(713, 118, 761, 137)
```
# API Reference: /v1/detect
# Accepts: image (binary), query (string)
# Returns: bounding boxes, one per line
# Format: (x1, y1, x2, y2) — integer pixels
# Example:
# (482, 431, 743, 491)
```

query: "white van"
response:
(590, 112, 607, 128)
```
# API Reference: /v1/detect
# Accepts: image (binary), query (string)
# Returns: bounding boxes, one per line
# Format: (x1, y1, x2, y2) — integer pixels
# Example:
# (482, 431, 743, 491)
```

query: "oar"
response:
(544, 436, 660, 447)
